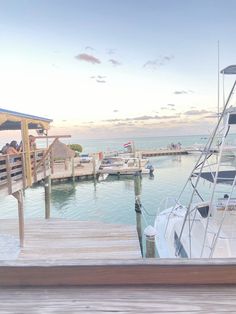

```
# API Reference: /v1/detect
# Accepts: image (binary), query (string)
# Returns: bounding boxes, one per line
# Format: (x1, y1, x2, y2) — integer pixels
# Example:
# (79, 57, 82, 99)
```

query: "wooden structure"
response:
(2, 258, 236, 286)
(0, 219, 141, 260)
(0, 285, 236, 312)
(0, 108, 53, 247)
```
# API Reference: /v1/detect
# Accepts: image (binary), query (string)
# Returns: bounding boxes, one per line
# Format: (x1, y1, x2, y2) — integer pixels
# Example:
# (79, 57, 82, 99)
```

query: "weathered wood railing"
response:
(0, 149, 52, 194)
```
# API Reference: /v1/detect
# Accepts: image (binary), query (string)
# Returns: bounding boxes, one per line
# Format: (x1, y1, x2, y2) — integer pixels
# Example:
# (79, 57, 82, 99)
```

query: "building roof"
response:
(0, 108, 53, 131)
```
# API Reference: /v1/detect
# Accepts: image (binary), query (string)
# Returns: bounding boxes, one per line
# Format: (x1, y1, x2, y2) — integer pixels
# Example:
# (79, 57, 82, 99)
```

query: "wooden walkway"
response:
(0, 219, 141, 260)
(0, 285, 236, 313)
(140, 148, 188, 157)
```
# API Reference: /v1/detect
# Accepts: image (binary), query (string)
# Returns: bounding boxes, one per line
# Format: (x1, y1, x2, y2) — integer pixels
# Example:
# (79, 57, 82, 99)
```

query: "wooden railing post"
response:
(33, 151, 37, 182)
(21, 152, 27, 189)
(6, 155, 12, 194)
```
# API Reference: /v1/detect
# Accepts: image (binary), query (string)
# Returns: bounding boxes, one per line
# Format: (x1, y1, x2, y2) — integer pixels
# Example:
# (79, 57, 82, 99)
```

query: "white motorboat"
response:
(154, 65, 236, 258)
(99, 156, 153, 175)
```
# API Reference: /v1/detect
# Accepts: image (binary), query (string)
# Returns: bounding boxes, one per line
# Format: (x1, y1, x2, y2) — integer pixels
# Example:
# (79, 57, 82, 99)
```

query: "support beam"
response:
(21, 120, 32, 187)
(13, 190, 24, 247)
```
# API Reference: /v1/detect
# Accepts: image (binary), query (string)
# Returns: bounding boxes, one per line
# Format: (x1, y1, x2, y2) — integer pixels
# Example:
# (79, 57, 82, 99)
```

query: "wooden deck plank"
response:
(0, 219, 141, 260)
(0, 285, 235, 313)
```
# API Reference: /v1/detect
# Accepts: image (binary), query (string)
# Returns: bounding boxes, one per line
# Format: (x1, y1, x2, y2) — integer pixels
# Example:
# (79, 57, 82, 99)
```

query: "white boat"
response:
(97, 173, 109, 181)
(99, 156, 153, 175)
(154, 65, 236, 258)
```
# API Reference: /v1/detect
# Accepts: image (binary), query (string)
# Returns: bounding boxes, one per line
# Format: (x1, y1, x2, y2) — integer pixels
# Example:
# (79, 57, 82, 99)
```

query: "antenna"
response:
(217, 40, 220, 121)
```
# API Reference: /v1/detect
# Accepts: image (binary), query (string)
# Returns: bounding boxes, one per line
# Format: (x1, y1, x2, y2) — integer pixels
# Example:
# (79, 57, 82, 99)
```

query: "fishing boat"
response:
(154, 65, 236, 258)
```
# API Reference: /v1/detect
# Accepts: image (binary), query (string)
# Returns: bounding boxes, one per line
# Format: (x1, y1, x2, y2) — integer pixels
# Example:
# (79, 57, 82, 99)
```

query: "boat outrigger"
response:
(154, 65, 236, 258)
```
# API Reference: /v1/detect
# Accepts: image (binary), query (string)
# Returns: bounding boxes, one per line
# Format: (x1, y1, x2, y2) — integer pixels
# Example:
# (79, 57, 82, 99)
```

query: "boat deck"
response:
(0, 219, 141, 260)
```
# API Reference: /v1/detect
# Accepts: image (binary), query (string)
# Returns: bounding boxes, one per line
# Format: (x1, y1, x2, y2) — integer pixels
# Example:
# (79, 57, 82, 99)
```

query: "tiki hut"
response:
(52, 140, 75, 170)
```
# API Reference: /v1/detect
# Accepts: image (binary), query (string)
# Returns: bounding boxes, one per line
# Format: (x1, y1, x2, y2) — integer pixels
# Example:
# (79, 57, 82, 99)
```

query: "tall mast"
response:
(217, 40, 220, 121)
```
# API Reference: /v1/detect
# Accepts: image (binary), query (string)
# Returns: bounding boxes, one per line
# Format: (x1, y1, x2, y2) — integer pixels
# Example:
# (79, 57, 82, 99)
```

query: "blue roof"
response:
(0, 108, 53, 123)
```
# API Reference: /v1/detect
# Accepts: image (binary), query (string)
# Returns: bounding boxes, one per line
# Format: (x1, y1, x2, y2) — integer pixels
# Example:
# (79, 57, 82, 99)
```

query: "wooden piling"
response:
(92, 156, 96, 180)
(134, 173, 143, 256)
(72, 157, 75, 182)
(44, 176, 51, 219)
(144, 225, 157, 258)
(13, 190, 24, 247)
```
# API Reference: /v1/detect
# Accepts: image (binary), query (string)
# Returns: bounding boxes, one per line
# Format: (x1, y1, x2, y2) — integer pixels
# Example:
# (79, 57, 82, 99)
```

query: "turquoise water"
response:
(0, 154, 204, 226)
(1, 135, 236, 228)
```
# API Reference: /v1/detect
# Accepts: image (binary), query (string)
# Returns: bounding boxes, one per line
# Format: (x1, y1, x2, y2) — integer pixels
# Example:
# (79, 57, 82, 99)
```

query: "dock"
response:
(0, 219, 141, 260)
(51, 157, 95, 181)
(140, 148, 188, 157)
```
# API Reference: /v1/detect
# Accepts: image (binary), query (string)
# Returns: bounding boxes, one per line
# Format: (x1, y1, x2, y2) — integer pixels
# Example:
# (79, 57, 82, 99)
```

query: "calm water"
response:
(1, 135, 236, 227)
(0, 154, 212, 226)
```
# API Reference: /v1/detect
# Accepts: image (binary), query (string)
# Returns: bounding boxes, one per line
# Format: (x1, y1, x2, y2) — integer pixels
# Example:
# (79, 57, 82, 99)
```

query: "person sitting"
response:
(29, 135, 37, 150)
(1, 143, 10, 154)
(6, 145, 18, 155)
(9, 140, 19, 151)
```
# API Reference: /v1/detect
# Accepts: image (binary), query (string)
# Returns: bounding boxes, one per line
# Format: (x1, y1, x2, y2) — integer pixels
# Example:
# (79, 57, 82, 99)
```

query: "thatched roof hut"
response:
(52, 140, 75, 160)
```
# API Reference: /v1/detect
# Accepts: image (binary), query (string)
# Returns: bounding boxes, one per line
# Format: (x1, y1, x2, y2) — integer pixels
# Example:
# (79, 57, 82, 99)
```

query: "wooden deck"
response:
(0, 285, 236, 313)
(0, 219, 141, 260)
(51, 158, 95, 180)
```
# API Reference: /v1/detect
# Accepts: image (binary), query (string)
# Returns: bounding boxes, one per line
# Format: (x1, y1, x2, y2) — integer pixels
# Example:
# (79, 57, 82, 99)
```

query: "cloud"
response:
(103, 114, 179, 122)
(90, 75, 107, 83)
(143, 55, 174, 70)
(75, 53, 101, 64)
(109, 59, 122, 66)
(96, 79, 106, 83)
(107, 48, 116, 55)
(85, 46, 95, 51)
(174, 90, 194, 95)
(184, 110, 213, 116)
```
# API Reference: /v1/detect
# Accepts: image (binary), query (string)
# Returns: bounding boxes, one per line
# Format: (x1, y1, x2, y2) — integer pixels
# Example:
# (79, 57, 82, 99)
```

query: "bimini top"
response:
(220, 65, 236, 75)
(194, 170, 236, 185)
(0, 108, 53, 131)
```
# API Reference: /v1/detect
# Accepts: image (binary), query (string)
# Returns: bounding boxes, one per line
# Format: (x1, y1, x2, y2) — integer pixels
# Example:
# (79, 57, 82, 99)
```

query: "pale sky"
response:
(1, 0, 236, 138)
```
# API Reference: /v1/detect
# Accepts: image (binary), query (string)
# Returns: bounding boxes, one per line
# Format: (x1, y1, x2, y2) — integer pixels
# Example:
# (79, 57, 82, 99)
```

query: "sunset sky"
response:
(1, 0, 236, 138)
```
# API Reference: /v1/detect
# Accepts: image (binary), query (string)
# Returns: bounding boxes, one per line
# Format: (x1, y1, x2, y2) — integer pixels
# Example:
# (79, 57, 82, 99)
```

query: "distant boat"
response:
(98, 173, 109, 182)
(99, 156, 153, 175)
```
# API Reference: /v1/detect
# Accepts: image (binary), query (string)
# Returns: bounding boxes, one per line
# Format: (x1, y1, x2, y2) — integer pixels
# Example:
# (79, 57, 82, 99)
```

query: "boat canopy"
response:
(0, 108, 53, 131)
(220, 65, 236, 75)
(195, 170, 236, 185)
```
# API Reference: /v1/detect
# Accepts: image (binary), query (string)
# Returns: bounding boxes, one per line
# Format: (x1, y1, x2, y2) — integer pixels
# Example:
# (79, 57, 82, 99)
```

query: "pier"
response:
(140, 148, 188, 157)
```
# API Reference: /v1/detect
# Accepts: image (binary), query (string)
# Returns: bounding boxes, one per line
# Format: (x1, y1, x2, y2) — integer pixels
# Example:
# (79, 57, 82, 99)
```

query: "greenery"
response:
(67, 144, 83, 153)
